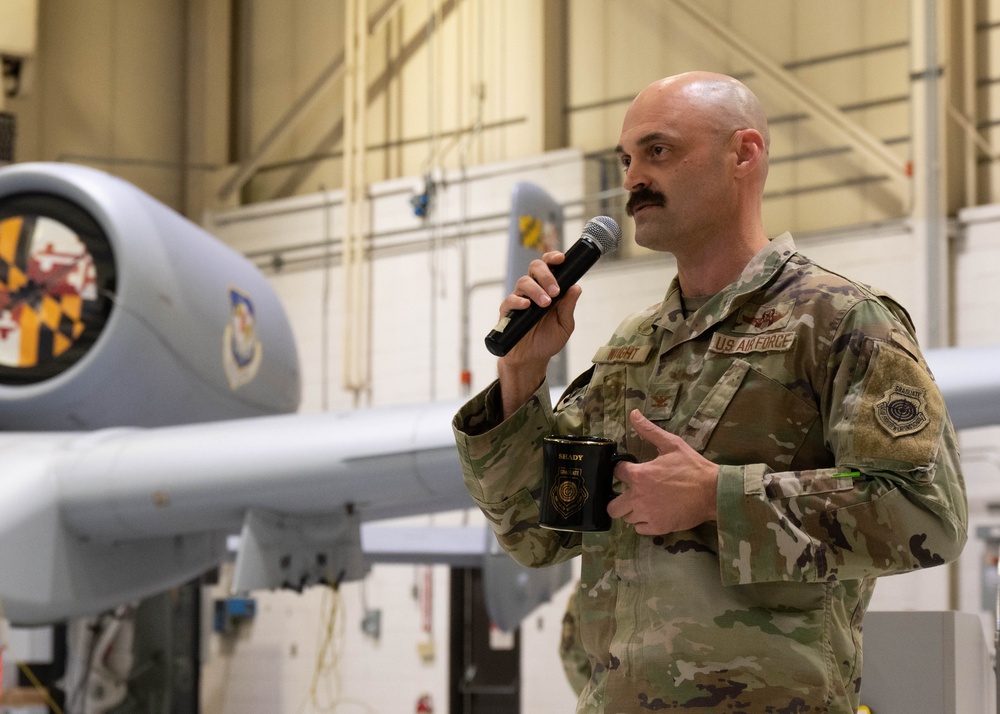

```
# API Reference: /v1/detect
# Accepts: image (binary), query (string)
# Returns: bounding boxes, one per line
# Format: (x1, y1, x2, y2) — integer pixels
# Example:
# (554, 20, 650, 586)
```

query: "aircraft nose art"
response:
(0, 193, 116, 385)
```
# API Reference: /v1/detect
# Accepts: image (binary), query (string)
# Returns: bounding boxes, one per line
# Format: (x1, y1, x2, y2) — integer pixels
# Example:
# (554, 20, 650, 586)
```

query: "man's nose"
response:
(622, 162, 646, 192)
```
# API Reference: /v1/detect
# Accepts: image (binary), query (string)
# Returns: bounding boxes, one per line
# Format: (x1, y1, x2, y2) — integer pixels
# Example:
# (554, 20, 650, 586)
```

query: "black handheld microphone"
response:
(484, 216, 622, 357)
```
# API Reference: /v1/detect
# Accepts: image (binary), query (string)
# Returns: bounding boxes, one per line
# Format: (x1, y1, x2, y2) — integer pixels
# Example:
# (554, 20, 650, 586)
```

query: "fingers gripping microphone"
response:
(485, 216, 622, 357)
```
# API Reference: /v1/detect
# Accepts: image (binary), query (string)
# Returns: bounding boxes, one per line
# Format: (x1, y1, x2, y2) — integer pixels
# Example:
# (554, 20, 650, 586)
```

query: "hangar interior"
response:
(2, 0, 1000, 712)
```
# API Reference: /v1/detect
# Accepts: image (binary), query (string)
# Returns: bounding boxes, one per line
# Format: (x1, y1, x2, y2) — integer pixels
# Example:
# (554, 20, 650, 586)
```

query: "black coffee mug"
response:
(539, 435, 637, 532)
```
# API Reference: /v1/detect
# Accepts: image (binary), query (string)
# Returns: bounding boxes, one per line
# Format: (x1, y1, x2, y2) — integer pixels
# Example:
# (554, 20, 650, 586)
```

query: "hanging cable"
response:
(300, 583, 346, 714)
(16, 660, 65, 714)
(422, 0, 442, 400)
(455, 0, 488, 395)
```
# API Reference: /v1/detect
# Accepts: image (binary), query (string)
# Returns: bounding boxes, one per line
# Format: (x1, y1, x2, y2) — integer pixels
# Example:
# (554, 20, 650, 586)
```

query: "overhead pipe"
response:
(909, 0, 949, 349)
(960, 0, 978, 204)
(343, 0, 373, 404)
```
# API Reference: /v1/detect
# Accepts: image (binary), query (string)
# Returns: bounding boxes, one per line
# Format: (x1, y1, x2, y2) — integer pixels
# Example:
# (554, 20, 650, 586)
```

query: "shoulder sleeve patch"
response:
(852, 340, 944, 474)
(874, 383, 930, 437)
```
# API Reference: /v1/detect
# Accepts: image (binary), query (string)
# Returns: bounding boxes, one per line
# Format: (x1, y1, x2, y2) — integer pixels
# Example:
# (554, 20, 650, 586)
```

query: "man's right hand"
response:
(497, 251, 582, 419)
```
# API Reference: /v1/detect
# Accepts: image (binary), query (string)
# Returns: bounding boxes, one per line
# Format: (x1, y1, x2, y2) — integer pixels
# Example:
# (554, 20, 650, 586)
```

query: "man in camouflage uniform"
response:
(452, 72, 967, 712)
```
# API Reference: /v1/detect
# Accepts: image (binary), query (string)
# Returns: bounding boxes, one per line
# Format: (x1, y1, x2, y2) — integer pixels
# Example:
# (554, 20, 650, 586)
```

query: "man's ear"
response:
(733, 129, 766, 178)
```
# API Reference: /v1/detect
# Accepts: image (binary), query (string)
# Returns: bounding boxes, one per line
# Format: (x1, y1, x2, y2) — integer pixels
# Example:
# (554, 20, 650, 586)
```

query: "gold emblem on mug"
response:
(550, 467, 589, 518)
(541, 434, 636, 532)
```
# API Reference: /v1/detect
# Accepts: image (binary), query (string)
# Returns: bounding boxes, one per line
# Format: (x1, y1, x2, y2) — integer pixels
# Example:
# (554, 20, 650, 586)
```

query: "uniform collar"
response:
(652, 233, 797, 346)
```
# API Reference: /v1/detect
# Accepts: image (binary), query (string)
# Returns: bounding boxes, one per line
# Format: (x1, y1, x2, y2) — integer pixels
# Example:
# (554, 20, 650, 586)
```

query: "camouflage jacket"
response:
(452, 234, 968, 713)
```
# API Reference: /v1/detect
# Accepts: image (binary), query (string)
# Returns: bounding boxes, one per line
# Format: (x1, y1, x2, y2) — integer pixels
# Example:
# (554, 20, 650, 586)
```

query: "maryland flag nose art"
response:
(0, 214, 94, 370)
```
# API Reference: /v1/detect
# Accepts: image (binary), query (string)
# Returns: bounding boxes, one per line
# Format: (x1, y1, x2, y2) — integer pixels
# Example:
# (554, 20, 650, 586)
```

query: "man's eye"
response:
(652, 146, 664, 156)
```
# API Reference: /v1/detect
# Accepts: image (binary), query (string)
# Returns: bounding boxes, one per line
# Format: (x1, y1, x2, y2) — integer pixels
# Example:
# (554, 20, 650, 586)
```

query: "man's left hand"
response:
(607, 409, 720, 535)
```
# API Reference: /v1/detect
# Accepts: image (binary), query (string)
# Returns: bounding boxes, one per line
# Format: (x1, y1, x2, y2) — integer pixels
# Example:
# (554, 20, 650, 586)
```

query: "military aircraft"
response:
(0, 163, 578, 630)
(0, 161, 996, 632)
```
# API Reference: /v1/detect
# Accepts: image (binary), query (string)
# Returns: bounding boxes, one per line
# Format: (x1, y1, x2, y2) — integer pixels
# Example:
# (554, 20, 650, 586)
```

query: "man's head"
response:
(615, 72, 770, 257)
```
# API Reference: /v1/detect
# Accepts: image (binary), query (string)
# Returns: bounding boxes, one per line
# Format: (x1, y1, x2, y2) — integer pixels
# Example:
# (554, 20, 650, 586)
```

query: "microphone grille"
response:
(583, 216, 622, 255)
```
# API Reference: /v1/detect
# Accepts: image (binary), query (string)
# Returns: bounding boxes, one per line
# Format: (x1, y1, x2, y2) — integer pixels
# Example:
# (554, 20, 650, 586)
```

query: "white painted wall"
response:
(202, 561, 457, 714)
(207, 147, 588, 412)
(953, 203, 1000, 658)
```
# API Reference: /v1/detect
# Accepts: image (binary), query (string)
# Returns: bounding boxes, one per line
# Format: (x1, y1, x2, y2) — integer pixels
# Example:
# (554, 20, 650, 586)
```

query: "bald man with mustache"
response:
(454, 72, 967, 713)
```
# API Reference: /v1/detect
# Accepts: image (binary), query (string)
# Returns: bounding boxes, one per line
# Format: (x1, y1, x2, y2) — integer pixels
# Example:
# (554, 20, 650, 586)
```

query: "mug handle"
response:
(608, 451, 636, 501)
(611, 451, 637, 466)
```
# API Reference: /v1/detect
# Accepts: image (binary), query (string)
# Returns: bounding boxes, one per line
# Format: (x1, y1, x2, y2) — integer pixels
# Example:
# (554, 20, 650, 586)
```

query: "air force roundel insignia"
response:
(223, 287, 262, 390)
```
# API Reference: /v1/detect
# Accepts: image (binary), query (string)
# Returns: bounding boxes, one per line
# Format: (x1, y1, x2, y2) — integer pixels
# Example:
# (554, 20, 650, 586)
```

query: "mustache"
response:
(625, 188, 666, 216)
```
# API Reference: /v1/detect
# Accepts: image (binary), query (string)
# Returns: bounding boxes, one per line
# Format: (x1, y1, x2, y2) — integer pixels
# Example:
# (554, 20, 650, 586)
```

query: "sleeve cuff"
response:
(452, 379, 555, 504)
(716, 463, 768, 586)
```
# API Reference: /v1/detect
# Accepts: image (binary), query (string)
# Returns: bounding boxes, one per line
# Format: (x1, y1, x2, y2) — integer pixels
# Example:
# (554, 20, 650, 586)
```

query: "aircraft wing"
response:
(923, 345, 1000, 432)
(0, 398, 471, 624)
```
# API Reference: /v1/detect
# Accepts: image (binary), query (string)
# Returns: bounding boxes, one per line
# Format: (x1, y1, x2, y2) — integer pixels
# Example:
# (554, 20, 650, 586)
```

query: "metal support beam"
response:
(959, 0, 978, 205)
(910, 0, 949, 349)
(343, 0, 373, 404)
(541, 0, 568, 151)
(668, 0, 911, 197)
